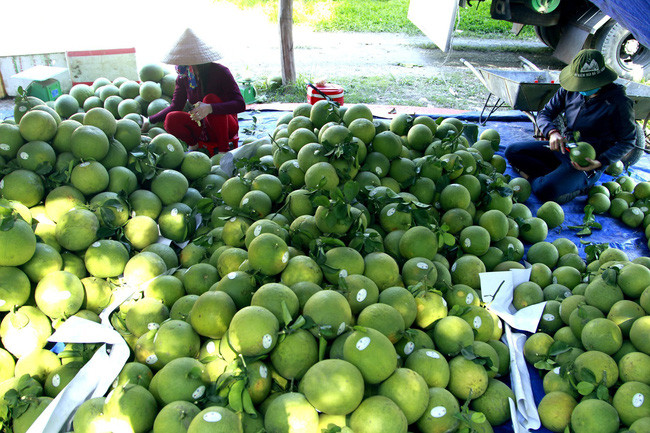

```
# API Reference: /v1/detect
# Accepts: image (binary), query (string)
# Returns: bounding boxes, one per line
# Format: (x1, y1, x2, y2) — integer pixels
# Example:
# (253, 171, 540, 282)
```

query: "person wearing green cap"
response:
(505, 49, 637, 204)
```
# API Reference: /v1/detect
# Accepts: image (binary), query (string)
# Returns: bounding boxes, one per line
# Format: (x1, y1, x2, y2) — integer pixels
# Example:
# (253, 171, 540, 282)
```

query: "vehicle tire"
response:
(594, 22, 650, 80)
(535, 25, 563, 49)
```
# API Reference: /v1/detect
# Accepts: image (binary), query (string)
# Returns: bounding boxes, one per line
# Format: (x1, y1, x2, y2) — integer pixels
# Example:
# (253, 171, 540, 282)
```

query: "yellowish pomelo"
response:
(349, 395, 408, 433)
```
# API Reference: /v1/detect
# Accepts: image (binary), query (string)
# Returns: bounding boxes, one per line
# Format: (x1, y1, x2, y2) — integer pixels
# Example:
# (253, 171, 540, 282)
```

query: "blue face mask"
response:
(579, 87, 600, 97)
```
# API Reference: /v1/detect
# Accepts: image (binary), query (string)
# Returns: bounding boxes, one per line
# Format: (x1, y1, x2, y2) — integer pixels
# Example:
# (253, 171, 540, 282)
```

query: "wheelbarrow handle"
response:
(459, 58, 490, 90)
(518, 56, 542, 71)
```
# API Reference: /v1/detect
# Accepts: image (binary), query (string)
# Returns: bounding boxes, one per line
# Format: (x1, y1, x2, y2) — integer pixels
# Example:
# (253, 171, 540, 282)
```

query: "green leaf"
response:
(281, 301, 293, 326)
(549, 341, 571, 357)
(0, 216, 15, 232)
(343, 181, 359, 203)
(471, 412, 487, 424)
(461, 345, 476, 360)
(318, 335, 328, 362)
(596, 384, 610, 401)
(577, 381, 595, 395)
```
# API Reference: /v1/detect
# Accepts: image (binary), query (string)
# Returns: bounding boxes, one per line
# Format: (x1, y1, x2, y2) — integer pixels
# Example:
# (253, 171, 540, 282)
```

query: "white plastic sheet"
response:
(479, 269, 546, 433)
(26, 317, 130, 433)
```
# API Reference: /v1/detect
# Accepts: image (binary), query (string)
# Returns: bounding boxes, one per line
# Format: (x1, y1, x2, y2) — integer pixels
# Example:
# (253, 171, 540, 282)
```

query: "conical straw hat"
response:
(161, 28, 223, 65)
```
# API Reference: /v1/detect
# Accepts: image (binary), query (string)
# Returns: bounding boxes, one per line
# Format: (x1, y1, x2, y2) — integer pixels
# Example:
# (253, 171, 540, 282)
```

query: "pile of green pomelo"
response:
(0, 61, 649, 433)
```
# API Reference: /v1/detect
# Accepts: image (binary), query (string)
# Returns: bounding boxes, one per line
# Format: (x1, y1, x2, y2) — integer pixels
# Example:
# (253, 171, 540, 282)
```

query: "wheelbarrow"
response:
(461, 57, 560, 136)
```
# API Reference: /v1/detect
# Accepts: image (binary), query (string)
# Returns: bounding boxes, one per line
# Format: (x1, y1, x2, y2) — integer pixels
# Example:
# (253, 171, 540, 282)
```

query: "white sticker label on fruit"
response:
(192, 386, 206, 399)
(376, 167, 383, 175)
(552, 276, 558, 284)
(466, 293, 474, 304)
(337, 322, 346, 335)
(282, 252, 289, 263)
(442, 298, 447, 307)
(356, 289, 367, 302)
(473, 317, 482, 329)
(339, 269, 348, 278)
(203, 411, 222, 422)
(553, 367, 561, 375)
(466, 166, 474, 173)
(404, 341, 415, 355)
(0, 180, 3, 189)
(293, 161, 300, 168)
(225, 206, 232, 211)
(513, 185, 521, 192)
(356, 337, 371, 351)
(80, 162, 90, 167)
(417, 262, 429, 270)
(52, 374, 61, 388)
(254, 226, 262, 236)
(0, 144, 8, 151)
(145, 354, 158, 364)
(92, 242, 101, 248)
(19, 106, 26, 112)
(262, 334, 273, 349)
(260, 365, 268, 378)
(633, 393, 645, 408)
(451, 263, 457, 272)
(147, 322, 160, 330)
(229, 217, 237, 222)
(242, 198, 249, 205)
(543, 314, 555, 322)
(464, 238, 471, 248)
(167, 144, 175, 152)
(171, 208, 178, 217)
(431, 406, 447, 418)
(564, 291, 571, 298)
(386, 208, 395, 216)
(228, 272, 237, 280)
(20, 152, 28, 160)
(206, 341, 216, 354)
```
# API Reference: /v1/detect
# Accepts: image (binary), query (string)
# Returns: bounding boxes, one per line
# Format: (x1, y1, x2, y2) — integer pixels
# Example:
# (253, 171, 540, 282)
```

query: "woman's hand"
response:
(190, 102, 212, 122)
(548, 131, 565, 153)
(571, 158, 602, 171)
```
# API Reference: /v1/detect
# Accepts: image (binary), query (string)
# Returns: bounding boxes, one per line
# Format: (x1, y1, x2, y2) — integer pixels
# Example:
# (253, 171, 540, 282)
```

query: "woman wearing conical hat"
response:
(145, 28, 246, 155)
(505, 49, 638, 204)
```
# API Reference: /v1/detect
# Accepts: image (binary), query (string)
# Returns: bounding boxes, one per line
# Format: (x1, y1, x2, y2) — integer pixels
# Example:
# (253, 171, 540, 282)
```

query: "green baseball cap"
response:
(559, 49, 618, 92)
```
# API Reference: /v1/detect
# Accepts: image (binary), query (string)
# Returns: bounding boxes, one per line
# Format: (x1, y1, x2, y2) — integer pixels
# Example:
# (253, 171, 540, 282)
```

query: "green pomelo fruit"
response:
(103, 384, 158, 433)
(299, 358, 364, 415)
(378, 367, 429, 424)
(416, 387, 461, 433)
(349, 395, 408, 433)
(570, 398, 619, 433)
(153, 320, 201, 366)
(34, 270, 84, 319)
(342, 327, 398, 384)
(150, 357, 209, 405)
(264, 392, 318, 433)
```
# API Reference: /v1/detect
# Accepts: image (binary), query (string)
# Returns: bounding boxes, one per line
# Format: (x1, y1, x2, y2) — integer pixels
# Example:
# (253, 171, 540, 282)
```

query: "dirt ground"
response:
(0, 0, 567, 114)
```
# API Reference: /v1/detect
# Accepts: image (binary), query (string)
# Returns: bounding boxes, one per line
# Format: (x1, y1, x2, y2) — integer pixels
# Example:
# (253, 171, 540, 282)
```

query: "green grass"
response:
(219, 0, 536, 38)
(254, 72, 488, 111)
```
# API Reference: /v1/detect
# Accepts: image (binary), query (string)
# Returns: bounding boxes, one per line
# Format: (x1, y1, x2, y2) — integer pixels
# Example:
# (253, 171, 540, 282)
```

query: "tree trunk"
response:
(279, 0, 296, 84)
